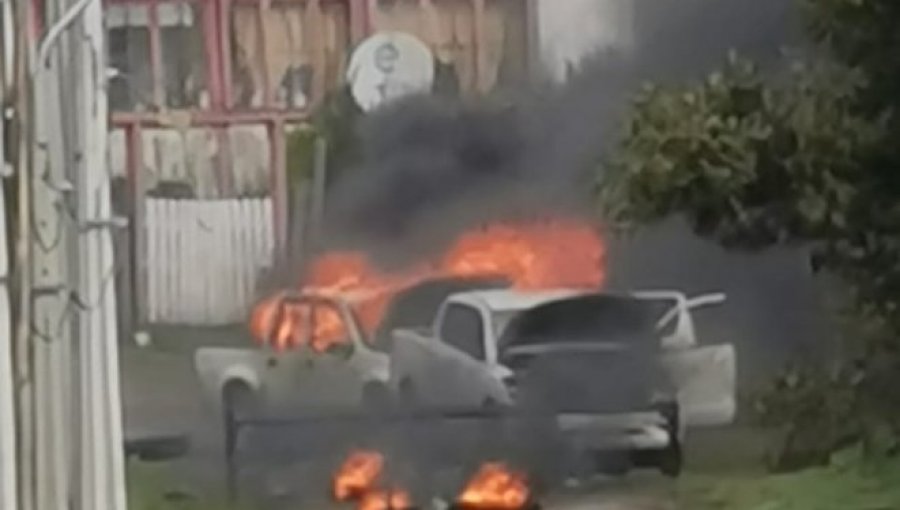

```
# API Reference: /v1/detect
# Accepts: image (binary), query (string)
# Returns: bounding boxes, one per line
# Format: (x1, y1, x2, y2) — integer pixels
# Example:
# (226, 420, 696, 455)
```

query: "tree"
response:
(601, 0, 900, 466)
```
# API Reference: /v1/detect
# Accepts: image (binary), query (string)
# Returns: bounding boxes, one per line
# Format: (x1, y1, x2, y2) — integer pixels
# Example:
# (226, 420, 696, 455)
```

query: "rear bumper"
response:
(555, 411, 672, 451)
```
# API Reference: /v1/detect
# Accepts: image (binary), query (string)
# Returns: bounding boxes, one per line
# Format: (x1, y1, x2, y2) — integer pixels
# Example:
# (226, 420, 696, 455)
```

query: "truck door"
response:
(292, 301, 365, 409)
(433, 303, 490, 407)
(661, 344, 736, 427)
(652, 293, 737, 427)
(260, 300, 361, 412)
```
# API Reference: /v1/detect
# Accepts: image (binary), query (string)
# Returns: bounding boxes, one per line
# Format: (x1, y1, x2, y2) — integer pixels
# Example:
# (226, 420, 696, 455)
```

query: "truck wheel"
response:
(658, 439, 683, 477)
(657, 401, 683, 478)
(222, 381, 257, 468)
(222, 381, 257, 423)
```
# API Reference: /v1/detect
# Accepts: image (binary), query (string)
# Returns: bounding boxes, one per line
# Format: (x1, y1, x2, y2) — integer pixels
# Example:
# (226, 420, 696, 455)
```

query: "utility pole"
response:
(32, 0, 76, 506)
(72, 0, 128, 506)
(13, 0, 37, 506)
(6, 0, 128, 509)
(0, 2, 19, 508)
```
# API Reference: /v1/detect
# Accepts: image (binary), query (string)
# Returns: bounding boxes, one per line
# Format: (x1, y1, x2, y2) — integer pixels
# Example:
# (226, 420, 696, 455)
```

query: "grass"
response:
(129, 453, 900, 510)
(675, 450, 900, 510)
(127, 462, 249, 510)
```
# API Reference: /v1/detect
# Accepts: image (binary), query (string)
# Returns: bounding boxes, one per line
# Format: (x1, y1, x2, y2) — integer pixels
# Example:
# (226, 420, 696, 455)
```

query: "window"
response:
(159, 3, 207, 109)
(107, 4, 153, 111)
(371, 0, 528, 95)
(229, 0, 350, 110)
(439, 303, 485, 360)
(106, 1, 208, 112)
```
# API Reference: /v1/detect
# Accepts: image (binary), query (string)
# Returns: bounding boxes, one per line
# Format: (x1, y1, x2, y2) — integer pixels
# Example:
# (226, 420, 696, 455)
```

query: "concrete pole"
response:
(74, 0, 127, 507)
(0, 2, 18, 504)
(13, 0, 36, 506)
(30, 0, 74, 505)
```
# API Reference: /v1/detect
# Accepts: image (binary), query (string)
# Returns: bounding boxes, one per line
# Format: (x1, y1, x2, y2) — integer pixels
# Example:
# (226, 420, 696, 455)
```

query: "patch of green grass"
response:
(676, 451, 900, 510)
(128, 462, 251, 510)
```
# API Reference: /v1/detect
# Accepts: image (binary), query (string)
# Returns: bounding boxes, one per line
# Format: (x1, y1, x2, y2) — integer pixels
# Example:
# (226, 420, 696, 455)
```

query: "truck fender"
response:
(194, 349, 263, 410)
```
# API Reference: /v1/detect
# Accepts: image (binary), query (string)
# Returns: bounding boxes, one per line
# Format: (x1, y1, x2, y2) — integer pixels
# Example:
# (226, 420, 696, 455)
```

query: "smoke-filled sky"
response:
(319, 0, 829, 373)
(323, 0, 800, 265)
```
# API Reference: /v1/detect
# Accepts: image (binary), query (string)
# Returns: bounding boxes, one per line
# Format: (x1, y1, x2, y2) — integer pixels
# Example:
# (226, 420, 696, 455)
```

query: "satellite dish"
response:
(347, 31, 435, 112)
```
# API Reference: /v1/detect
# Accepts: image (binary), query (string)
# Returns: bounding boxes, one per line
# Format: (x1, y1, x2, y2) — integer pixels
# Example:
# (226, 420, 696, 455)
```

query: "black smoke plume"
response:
(322, 0, 798, 268)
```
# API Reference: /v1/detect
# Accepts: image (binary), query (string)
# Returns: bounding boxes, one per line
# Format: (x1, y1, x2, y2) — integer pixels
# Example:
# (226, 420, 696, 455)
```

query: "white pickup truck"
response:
(388, 288, 736, 476)
(193, 277, 505, 421)
(194, 292, 392, 421)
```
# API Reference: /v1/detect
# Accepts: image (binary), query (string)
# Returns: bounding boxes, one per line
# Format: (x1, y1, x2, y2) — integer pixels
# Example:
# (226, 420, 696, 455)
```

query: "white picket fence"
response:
(146, 197, 275, 325)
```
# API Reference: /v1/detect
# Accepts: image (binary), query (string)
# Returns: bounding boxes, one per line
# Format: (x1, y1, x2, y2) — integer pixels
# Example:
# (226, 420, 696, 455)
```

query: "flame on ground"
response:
(332, 450, 413, 510)
(358, 489, 414, 510)
(333, 450, 386, 502)
(457, 462, 530, 510)
(250, 218, 606, 351)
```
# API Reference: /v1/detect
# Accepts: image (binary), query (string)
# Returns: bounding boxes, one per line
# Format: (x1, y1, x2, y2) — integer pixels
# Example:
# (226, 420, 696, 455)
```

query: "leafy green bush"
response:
(285, 86, 362, 189)
(601, 0, 900, 469)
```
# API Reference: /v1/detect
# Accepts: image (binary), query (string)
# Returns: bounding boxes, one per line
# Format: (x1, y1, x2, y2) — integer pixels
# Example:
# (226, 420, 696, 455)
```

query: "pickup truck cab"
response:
(194, 292, 391, 419)
(388, 288, 736, 476)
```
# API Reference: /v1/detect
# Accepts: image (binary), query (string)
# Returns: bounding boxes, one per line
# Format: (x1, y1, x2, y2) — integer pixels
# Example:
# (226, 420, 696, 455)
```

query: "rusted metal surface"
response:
(109, 124, 272, 197)
(104, 0, 532, 325)
(268, 118, 288, 255)
(148, 0, 163, 107)
(127, 123, 149, 324)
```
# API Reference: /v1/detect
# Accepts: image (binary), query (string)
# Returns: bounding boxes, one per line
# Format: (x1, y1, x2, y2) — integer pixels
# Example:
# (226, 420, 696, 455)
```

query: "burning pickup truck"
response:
(193, 282, 734, 506)
(193, 277, 507, 423)
(389, 288, 736, 477)
(194, 291, 393, 422)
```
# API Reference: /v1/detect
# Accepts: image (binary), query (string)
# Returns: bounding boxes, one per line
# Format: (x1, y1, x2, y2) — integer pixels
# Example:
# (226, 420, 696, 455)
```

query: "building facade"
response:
(91, 0, 535, 326)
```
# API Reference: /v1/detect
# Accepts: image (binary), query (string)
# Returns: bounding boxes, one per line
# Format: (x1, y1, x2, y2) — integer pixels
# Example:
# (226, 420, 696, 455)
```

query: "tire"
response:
(627, 402, 683, 477)
(658, 439, 683, 477)
(657, 402, 683, 477)
(221, 381, 257, 474)
(222, 381, 257, 423)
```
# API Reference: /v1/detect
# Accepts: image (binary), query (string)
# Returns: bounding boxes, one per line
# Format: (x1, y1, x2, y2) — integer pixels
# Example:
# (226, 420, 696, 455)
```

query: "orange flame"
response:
(358, 489, 414, 510)
(250, 218, 605, 351)
(332, 450, 413, 510)
(457, 463, 530, 510)
(333, 450, 386, 502)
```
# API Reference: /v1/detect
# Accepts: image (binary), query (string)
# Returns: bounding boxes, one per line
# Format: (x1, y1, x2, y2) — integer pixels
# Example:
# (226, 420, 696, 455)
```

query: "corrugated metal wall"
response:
(145, 197, 274, 324)
(109, 0, 531, 326)
(108, 124, 272, 199)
